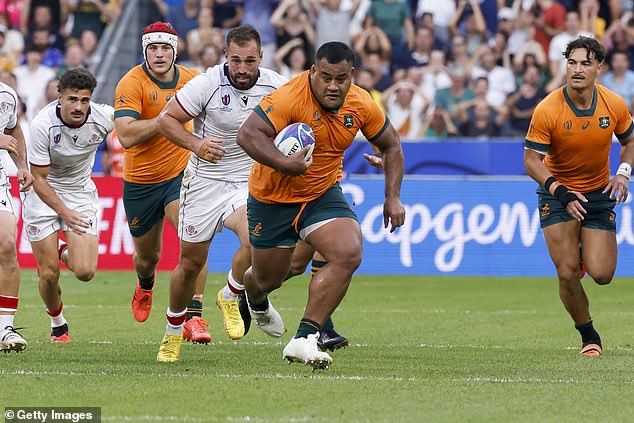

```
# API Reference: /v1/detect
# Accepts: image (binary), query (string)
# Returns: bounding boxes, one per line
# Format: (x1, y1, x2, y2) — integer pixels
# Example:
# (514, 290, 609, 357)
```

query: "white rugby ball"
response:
(273, 122, 315, 159)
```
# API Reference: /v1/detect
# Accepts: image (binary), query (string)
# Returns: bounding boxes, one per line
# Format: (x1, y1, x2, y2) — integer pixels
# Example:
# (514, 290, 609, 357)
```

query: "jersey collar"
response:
(142, 63, 180, 89)
(562, 84, 598, 117)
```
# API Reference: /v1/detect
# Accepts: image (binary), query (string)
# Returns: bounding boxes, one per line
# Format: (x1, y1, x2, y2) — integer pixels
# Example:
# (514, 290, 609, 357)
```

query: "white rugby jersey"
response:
(0, 82, 19, 185)
(29, 101, 114, 193)
(175, 64, 286, 181)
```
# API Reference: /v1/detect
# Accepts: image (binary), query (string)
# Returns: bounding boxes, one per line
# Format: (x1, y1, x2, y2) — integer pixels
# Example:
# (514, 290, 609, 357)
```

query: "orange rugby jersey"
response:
(525, 84, 634, 192)
(114, 63, 200, 184)
(251, 71, 388, 204)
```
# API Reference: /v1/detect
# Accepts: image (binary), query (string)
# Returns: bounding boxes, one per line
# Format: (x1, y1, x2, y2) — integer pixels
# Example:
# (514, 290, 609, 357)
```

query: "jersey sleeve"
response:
(97, 104, 115, 134)
(253, 84, 294, 134)
(358, 91, 389, 142)
(0, 87, 18, 129)
(174, 72, 211, 118)
(28, 118, 50, 167)
(613, 95, 634, 140)
(524, 101, 551, 154)
(114, 74, 143, 120)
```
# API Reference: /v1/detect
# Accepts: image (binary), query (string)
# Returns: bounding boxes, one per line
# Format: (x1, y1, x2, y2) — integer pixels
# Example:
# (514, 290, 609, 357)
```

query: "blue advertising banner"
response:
(207, 176, 634, 277)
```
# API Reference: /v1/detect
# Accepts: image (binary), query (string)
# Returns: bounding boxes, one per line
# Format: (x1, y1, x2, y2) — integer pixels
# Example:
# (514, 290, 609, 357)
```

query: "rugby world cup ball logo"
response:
(273, 122, 315, 159)
(222, 94, 230, 106)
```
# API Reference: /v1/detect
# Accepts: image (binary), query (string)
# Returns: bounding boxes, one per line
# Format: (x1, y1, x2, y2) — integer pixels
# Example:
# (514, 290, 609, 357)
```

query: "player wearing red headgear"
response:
(114, 22, 219, 343)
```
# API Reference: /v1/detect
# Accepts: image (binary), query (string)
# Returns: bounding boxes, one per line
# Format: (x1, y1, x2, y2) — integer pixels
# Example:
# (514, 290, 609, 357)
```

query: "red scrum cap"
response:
(142, 22, 178, 68)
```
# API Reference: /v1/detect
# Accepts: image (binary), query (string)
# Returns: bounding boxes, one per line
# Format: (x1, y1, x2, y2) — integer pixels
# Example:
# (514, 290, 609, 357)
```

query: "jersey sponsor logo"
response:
(344, 114, 354, 128)
(582, 120, 590, 130)
(118, 95, 125, 105)
(251, 222, 262, 237)
(129, 217, 140, 229)
(241, 95, 248, 105)
(72, 134, 79, 142)
(599, 116, 610, 129)
(609, 212, 615, 221)
(264, 105, 273, 114)
(540, 203, 551, 218)
(166, 93, 173, 102)
(0, 199, 6, 207)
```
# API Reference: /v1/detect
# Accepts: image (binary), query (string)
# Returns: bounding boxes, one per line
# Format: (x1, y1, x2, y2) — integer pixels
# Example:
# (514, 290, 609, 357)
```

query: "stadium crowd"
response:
(1, 0, 633, 148)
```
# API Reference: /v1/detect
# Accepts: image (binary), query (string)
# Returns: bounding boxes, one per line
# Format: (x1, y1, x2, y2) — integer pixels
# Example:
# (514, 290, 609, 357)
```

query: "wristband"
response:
(553, 184, 578, 207)
(544, 176, 557, 192)
(616, 162, 632, 180)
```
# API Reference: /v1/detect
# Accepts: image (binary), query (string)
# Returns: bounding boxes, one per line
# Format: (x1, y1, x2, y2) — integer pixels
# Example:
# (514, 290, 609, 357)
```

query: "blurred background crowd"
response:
(1, 0, 633, 152)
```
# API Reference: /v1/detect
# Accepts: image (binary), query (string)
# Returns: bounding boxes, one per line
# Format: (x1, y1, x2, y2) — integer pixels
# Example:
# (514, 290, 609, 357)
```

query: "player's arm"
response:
(3, 122, 33, 191)
(114, 116, 160, 149)
(368, 123, 405, 232)
(237, 112, 311, 175)
(30, 165, 90, 233)
(157, 98, 225, 163)
(603, 130, 634, 203)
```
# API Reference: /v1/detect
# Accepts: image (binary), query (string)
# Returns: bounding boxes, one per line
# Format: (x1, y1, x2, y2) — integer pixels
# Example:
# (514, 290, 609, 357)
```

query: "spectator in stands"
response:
(354, 67, 383, 110)
(420, 108, 458, 139)
(489, 31, 511, 69)
(31, 27, 64, 69)
(79, 28, 98, 67)
(396, 26, 433, 70)
(434, 67, 474, 125)
(195, 43, 220, 72)
(506, 64, 546, 136)
(507, 7, 537, 58)
(66, 0, 110, 39)
(168, 0, 199, 55)
(496, 7, 516, 38)
(25, 4, 64, 51)
(13, 43, 54, 120)
(382, 79, 429, 140)
(533, 0, 566, 57)
(547, 11, 594, 89)
(212, 0, 242, 29)
(0, 26, 17, 71)
(0, 13, 23, 61)
(471, 46, 516, 108)
(0, 0, 23, 30)
(415, 0, 455, 46)
(22, 0, 63, 35)
(449, 0, 488, 57)
(457, 100, 508, 138)
(360, 51, 392, 91)
(365, 0, 414, 69)
(34, 76, 58, 112)
(240, 0, 278, 69)
(447, 33, 475, 78)
(56, 42, 87, 75)
(274, 38, 308, 80)
(601, 14, 634, 66)
(512, 40, 548, 79)
(309, 0, 359, 50)
(186, 7, 223, 65)
(601, 50, 634, 113)
(419, 49, 451, 102)
(271, 0, 315, 66)
(353, 24, 391, 64)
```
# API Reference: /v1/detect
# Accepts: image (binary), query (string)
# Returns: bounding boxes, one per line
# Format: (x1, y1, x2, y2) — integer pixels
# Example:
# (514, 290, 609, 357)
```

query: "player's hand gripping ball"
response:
(273, 123, 315, 160)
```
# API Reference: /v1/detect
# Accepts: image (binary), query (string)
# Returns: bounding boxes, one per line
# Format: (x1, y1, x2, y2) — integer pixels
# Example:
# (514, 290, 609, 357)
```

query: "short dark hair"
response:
(226, 25, 261, 50)
(564, 36, 606, 63)
(315, 42, 355, 66)
(58, 68, 97, 93)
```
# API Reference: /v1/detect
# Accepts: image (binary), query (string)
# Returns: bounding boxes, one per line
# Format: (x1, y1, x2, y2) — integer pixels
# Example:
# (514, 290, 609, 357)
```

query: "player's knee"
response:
(74, 267, 95, 282)
(135, 251, 161, 272)
(555, 262, 579, 282)
(286, 261, 308, 279)
(591, 271, 613, 286)
(0, 235, 17, 264)
(180, 255, 205, 278)
(38, 267, 60, 284)
(332, 248, 362, 272)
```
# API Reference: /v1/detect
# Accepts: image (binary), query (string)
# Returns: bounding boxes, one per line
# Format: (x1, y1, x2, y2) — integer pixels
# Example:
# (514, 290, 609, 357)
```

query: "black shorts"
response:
(537, 186, 616, 231)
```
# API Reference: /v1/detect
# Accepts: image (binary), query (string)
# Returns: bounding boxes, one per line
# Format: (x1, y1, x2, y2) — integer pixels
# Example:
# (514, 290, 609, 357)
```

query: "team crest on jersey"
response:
(343, 114, 354, 128)
(599, 116, 610, 129)
(0, 101, 9, 113)
(90, 133, 102, 144)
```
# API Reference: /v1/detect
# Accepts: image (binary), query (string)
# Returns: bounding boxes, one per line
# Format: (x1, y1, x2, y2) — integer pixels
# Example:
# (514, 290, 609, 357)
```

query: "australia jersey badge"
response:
(343, 114, 354, 128)
(598, 116, 610, 129)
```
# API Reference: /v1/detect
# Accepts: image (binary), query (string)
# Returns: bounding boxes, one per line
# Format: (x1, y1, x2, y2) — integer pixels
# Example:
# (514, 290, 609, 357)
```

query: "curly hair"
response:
(563, 36, 607, 64)
(58, 68, 97, 93)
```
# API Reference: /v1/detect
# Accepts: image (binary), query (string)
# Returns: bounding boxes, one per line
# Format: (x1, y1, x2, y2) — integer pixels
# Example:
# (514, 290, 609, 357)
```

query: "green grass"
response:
(2, 271, 634, 422)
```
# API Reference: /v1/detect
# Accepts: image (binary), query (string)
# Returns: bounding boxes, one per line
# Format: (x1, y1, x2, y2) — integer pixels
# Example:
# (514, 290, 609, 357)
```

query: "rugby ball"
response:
(273, 122, 315, 159)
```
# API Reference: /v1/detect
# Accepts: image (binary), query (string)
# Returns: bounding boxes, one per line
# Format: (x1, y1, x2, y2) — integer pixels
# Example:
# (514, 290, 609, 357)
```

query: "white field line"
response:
(102, 416, 313, 422)
(460, 376, 634, 385)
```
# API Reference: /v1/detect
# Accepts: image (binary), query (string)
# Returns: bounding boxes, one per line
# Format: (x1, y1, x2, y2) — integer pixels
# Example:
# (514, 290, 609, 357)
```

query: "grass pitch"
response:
(1, 271, 634, 422)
